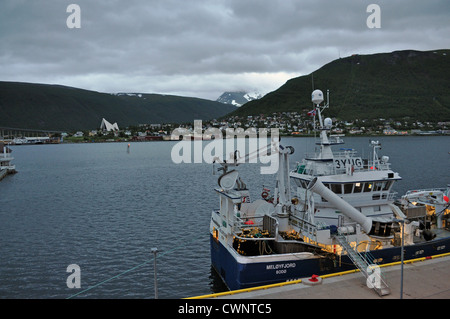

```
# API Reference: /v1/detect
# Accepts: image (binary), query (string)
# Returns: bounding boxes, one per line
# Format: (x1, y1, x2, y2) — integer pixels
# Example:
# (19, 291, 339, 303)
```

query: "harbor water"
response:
(0, 136, 448, 298)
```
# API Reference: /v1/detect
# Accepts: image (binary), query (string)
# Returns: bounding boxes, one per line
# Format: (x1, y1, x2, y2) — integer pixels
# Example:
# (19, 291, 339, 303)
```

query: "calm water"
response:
(0, 136, 449, 299)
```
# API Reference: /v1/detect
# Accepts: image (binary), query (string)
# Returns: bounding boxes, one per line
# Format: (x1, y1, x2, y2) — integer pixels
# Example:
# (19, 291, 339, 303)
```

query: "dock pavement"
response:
(195, 255, 450, 299)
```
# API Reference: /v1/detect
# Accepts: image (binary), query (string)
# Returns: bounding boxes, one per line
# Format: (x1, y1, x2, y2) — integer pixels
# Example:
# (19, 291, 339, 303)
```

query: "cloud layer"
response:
(1, 0, 449, 99)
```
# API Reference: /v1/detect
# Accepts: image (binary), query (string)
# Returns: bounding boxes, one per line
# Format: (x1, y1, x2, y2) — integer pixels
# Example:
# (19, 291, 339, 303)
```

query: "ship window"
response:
(324, 183, 331, 190)
(354, 183, 363, 193)
(331, 184, 342, 194)
(383, 181, 392, 191)
(364, 183, 373, 192)
(374, 182, 383, 192)
(344, 183, 354, 194)
(295, 179, 309, 188)
(213, 227, 219, 242)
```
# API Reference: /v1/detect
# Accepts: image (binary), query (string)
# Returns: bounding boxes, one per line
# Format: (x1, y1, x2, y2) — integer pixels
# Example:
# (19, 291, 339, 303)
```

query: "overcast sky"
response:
(0, 0, 449, 100)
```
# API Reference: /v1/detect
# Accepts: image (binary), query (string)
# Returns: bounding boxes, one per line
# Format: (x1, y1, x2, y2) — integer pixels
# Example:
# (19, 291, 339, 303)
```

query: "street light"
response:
(151, 248, 159, 299)
(393, 219, 405, 299)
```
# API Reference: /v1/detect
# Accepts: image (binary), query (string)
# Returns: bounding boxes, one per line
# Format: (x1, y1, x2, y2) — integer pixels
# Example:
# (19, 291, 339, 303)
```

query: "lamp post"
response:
(151, 248, 159, 299)
(394, 219, 405, 299)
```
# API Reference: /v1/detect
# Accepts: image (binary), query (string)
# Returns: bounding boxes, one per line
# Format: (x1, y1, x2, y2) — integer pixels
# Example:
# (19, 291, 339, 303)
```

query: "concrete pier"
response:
(190, 254, 450, 299)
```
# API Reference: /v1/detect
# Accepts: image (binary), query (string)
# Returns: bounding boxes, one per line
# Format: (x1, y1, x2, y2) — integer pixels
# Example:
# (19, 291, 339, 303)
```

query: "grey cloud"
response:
(0, 0, 449, 100)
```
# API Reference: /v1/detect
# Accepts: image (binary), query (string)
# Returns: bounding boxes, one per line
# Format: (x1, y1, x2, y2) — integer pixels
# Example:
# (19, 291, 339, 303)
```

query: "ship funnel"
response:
(307, 178, 373, 233)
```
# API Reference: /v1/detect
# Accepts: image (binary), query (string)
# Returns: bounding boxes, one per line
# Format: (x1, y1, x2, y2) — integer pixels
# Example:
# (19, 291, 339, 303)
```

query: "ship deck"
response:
(413, 228, 450, 244)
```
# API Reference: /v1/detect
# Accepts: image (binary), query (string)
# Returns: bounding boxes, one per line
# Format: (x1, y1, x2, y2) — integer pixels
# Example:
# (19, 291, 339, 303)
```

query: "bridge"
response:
(0, 126, 64, 144)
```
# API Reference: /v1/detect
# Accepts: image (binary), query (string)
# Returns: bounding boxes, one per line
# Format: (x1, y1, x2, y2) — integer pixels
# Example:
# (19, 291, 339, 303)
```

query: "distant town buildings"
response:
(14, 113, 446, 144)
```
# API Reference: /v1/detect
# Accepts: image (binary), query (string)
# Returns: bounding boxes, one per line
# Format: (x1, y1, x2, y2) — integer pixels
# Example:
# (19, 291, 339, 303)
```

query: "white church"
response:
(100, 118, 119, 132)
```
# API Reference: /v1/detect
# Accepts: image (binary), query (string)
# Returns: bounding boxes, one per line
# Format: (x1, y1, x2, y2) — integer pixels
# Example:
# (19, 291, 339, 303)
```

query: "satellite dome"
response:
(324, 117, 332, 128)
(311, 90, 324, 105)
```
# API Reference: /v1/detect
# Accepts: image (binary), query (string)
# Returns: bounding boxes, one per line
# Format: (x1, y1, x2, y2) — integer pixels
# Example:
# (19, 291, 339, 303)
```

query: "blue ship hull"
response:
(210, 234, 450, 291)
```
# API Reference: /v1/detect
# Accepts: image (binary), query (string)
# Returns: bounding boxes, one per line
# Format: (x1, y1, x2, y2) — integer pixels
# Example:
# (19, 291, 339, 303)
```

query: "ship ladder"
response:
(334, 235, 391, 296)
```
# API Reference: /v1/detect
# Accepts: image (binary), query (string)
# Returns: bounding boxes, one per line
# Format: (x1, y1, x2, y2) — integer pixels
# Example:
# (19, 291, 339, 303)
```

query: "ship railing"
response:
(289, 213, 317, 242)
(404, 188, 448, 196)
(296, 158, 392, 176)
(388, 192, 398, 201)
(303, 150, 359, 162)
(1, 153, 13, 159)
(329, 136, 345, 144)
(333, 160, 391, 173)
(296, 160, 335, 176)
(332, 150, 359, 158)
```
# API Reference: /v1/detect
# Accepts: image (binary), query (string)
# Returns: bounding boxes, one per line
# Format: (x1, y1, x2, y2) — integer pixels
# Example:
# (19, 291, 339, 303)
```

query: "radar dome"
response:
(324, 117, 332, 128)
(311, 90, 324, 105)
(218, 170, 238, 191)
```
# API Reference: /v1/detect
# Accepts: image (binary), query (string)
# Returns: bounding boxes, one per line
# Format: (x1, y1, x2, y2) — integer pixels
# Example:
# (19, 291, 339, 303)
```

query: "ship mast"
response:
(312, 89, 333, 160)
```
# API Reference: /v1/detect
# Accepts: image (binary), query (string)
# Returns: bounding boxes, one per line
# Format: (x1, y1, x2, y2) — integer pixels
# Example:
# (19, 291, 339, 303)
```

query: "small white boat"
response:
(0, 142, 17, 180)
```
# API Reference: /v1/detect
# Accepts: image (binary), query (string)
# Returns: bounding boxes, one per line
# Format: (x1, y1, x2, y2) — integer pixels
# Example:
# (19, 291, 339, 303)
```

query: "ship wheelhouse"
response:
(289, 90, 402, 228)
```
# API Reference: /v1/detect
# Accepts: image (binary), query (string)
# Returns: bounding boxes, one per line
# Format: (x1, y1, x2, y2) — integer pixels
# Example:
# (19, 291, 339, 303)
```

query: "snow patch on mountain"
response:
(216, 90, 263, 107)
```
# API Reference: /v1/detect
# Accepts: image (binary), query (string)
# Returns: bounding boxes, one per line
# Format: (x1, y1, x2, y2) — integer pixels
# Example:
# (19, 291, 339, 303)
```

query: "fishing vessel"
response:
(0, 142, 16, 180)
(209, 89, 450, 295)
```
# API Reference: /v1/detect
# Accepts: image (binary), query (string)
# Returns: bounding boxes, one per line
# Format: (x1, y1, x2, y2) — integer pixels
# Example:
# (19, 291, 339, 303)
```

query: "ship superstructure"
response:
(290, 90, 402, 239)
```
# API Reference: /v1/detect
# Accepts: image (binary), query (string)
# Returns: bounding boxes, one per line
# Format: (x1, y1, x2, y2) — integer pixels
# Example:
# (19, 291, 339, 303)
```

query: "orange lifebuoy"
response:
(261, 191, 269, 199)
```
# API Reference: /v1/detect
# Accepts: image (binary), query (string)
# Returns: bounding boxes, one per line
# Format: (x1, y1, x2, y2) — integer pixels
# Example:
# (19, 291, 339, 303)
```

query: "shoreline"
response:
(2, 132, 449, 145)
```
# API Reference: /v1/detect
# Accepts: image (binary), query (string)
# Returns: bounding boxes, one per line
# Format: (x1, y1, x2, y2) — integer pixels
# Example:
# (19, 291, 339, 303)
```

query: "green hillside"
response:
(0, 82, 236, 131)
(232, 49, 450, 122)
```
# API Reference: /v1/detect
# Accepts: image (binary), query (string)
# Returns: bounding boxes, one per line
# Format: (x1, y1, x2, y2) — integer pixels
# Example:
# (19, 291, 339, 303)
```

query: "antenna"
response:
(327, 89, 330, 108)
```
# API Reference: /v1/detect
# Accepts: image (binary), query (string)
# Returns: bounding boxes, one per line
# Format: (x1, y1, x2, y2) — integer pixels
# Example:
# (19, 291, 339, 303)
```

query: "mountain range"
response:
(1, 49, 449, 132)
(0, 82, 236, 131)
(216, 91, 263, 107)
(231, 49, 450, 122)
